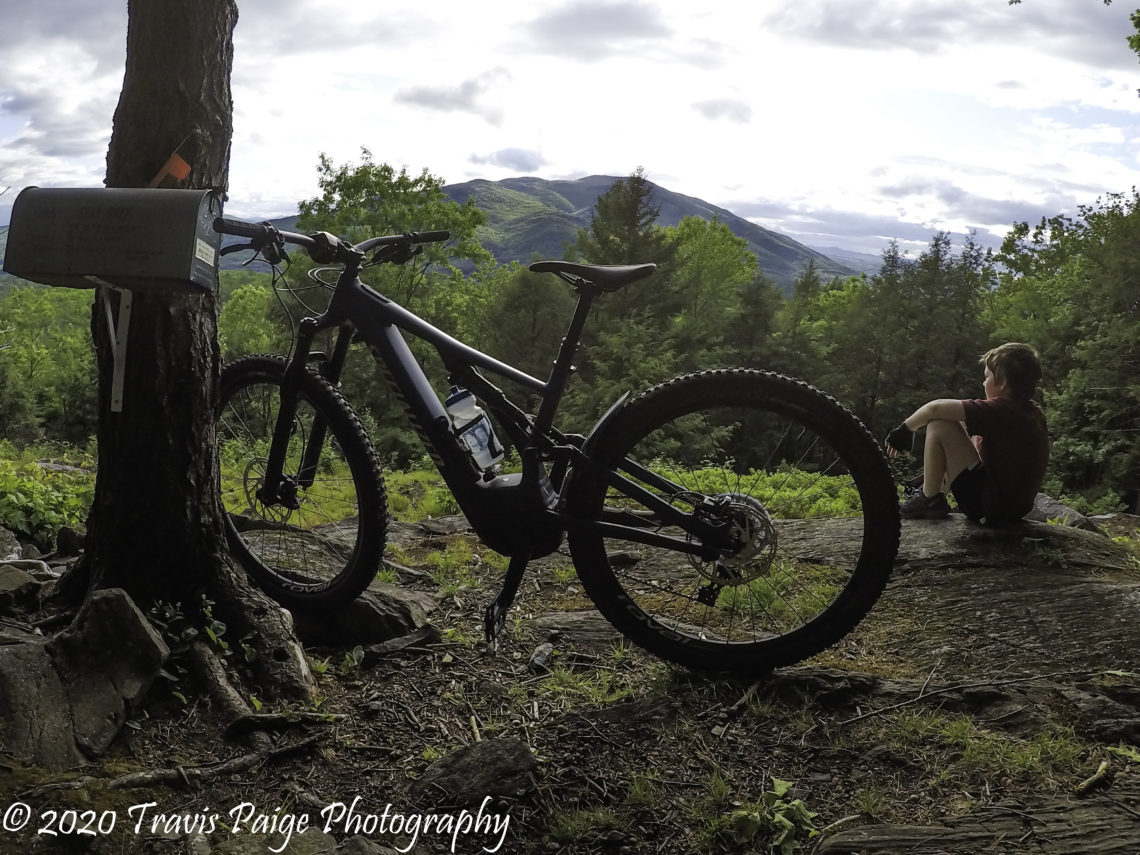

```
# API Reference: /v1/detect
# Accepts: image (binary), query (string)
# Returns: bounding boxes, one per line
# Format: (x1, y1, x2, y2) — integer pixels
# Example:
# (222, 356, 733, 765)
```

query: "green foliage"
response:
(218, 282, 287, 360)
(645, 463, 864, 519)
(0, 286, 97, 444)
(466, 263, 575, 386)
(1107, 743, 1140, 764)
(384, 465, 460, 521)
(423, 541, 480, 595)
(218, 428, 361, 529)
(0, 444, 94, 547)
(699, 777, 819, 855)
(787, 234, 994, 438)
(936, 718, 1084, 782)
(993, 192, 1140, 507)
(338, 645, 365, 674)
(4, 158, 1137, 511)
(574, 167, 676, 271)
(297, 148, 492, 294)
(540, 662, 633, 706)
(291, 151, 497, 464)
(547, 806, 620, 844)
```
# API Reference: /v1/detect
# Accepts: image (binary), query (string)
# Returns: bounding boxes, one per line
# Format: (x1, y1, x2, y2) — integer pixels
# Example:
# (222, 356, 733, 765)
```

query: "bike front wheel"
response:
(217, 355, 386, 611)
(566, 369, 900, 674)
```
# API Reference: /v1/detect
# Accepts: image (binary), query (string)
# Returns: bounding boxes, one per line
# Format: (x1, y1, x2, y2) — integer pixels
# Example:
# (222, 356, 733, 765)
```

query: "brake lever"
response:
(220, 241, 281, 269)
(261, 238, 288, 266)
(219, 242, 255, 257)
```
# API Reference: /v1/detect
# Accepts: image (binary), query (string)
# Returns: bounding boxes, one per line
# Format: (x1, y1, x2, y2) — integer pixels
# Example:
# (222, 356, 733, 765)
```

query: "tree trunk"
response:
(82, 0, 312, 698)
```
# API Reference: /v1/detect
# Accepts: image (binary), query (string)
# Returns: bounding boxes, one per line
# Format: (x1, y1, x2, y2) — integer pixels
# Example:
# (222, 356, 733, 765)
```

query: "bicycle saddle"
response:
(529, 260, 656, 292)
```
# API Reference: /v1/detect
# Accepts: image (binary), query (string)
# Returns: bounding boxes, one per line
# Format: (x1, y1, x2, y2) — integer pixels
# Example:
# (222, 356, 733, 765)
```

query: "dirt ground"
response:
(4, 513, 1140, 855)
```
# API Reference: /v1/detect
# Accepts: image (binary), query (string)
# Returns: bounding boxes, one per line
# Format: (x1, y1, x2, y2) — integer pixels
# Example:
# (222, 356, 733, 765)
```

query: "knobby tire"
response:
(217, 355, 386, 611)
(566, 369, 900, 674)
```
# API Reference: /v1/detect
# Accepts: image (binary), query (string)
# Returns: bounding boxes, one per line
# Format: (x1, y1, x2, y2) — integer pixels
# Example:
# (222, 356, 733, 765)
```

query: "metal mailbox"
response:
(2, 187, 222, 292)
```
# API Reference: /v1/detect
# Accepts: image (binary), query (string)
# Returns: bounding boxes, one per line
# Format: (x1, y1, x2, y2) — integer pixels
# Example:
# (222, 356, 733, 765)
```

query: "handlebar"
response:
(212, 217, 450, 266)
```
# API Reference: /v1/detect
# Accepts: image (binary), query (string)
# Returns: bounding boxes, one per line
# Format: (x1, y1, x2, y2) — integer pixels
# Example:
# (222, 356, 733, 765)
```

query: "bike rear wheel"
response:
(217, 355, 386, 611)
(566, 369, 899, 674)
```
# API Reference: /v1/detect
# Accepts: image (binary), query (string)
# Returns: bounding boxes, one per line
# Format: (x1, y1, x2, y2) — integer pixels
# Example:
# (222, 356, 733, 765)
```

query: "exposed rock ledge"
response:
(809, 511, 1140, 854)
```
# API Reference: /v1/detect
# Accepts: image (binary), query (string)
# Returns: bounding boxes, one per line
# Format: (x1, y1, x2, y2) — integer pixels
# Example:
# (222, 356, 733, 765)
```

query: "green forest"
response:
(1, 155, 1138, 524)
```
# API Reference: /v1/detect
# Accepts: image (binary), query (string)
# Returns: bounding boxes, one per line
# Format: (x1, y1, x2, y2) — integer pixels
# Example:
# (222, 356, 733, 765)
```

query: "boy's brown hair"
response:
(980, 342, 1041, 402)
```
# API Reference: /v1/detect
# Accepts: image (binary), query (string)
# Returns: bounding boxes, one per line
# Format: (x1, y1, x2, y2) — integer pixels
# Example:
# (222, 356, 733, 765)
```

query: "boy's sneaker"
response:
(899, 491, 951, 520)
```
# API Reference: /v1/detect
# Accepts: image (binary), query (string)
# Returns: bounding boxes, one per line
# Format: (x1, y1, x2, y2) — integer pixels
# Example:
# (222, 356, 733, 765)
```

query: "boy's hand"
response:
(885, 422, 914, 457)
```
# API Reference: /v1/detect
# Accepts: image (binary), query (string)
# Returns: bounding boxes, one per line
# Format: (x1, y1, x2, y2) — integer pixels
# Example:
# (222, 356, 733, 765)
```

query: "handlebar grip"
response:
(410, 230, 450, 243)
(213, 217, 268, 240)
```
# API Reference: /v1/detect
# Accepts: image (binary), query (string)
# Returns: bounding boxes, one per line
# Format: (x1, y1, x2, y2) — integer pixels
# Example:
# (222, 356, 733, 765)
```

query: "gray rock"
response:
(409, 736, 538, 806)
(528, 641, 555, 672)
(412, 515, 472, 537)
(1027, 493, 1098, 530)
(0, 641, 85, 769)
(47, 588, 169, 756)
(0, 564, 40, 612)
(2, 558, 54, 578)
(55, 525, 86, 556)
(211, 828, 338, 854)
(0, 620, 40, 645)
(817, 774, 1140, 854)
(531, 610, 623, 645)
(337, 838, 414, 855)
(362, 624, 442, 665)
(0, 527, 20, 562)
(295, 585, 433, 646)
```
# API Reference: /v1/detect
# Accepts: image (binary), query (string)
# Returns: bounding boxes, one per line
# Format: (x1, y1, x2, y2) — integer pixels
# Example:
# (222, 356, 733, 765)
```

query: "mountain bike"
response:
(212, 217, 900, 674)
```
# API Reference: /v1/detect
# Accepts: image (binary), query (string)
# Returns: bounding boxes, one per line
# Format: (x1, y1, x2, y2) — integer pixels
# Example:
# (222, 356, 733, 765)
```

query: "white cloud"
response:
(394, 68, 511, 126)
(693, 99, 753, 123)
(3, 0, 1140, 256)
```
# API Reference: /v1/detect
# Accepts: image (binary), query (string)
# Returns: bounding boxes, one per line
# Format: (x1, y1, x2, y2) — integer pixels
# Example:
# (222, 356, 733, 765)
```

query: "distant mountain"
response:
(5, 178, 865, 292)
(443, 175, 855, 289)
(0, 228, 16, 288)
(807, 245, 884, 277)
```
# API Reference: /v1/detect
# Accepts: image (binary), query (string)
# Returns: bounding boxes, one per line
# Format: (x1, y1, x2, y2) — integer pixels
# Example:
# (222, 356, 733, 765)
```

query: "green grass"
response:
(218, 434, 362, 530)
(855, 707, 1090, 793)
(384, 467, 460, 520)
(644, 462, 865, 520)
(717, 560, 845, 628)
(547, 806, 620, 844)
(423, 540, 481, 595)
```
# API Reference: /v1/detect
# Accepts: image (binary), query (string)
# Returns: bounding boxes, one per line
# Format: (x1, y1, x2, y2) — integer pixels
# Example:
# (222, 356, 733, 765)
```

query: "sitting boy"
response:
(884, 343, 1049, 523)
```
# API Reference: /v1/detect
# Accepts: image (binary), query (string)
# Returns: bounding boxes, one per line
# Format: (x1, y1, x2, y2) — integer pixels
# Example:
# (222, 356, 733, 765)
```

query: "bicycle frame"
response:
(260, 265, 735, 564)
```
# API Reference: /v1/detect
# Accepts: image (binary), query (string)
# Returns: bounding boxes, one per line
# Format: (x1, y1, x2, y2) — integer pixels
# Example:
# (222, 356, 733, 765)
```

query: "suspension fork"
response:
(257, 318, 326, 506)
(294, 324, 354, 489)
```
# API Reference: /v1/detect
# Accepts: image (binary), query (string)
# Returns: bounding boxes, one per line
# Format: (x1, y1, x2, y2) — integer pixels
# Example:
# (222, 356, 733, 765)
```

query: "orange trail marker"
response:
(147, 153, 191, 187)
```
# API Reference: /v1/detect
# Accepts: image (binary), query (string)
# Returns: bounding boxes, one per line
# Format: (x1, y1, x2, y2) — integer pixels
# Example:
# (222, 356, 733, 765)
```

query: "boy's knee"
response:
(926, 419, 959, 439)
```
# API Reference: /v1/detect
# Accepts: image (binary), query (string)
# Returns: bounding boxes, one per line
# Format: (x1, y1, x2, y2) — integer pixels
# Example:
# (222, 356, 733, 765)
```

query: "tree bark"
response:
(82, 0, 312, 698)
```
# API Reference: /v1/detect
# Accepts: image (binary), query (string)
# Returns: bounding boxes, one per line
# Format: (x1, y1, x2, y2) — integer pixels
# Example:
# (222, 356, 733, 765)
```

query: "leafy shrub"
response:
(648, 463, 865, 520)
(0, 448, 94, 547)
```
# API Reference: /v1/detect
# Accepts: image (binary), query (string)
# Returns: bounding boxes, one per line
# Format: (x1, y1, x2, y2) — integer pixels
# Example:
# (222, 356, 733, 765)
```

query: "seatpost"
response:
(533, 285, 598, 433)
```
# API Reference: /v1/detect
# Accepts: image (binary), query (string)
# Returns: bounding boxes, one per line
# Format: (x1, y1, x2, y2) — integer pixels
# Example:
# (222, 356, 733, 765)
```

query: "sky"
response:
(2, 0, 1140, 256)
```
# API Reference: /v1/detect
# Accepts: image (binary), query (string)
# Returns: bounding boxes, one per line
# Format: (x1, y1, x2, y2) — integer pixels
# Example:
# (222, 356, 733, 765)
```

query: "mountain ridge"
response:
(443, 175, 856, 288)
(2, 177, 864, 289)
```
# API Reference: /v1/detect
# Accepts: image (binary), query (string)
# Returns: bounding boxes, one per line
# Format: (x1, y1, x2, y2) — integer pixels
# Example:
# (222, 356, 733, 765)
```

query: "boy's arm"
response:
(903, 398, 966, 430)
(885, 399, 967, 457)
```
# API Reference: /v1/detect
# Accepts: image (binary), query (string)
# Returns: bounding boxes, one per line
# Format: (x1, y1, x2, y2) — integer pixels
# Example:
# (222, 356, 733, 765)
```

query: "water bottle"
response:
(444, 386, 504, 472)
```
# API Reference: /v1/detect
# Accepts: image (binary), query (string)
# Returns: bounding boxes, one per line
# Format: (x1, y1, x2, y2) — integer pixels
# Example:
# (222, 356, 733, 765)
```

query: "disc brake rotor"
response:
(243, 458, 295, 525)
(687, 492, 777, 585)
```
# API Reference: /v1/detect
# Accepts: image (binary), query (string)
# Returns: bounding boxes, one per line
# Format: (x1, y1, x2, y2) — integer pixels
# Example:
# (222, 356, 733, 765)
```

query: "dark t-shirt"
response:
(960, 396, 1049, 521)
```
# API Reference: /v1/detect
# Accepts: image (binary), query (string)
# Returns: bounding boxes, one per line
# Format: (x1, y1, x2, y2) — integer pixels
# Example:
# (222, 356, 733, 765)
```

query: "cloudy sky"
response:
(2, 0, 1139, 255)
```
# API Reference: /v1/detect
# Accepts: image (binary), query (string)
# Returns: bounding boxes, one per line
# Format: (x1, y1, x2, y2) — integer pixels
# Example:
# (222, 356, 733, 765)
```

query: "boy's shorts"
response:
(950, 465, 987, 524)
